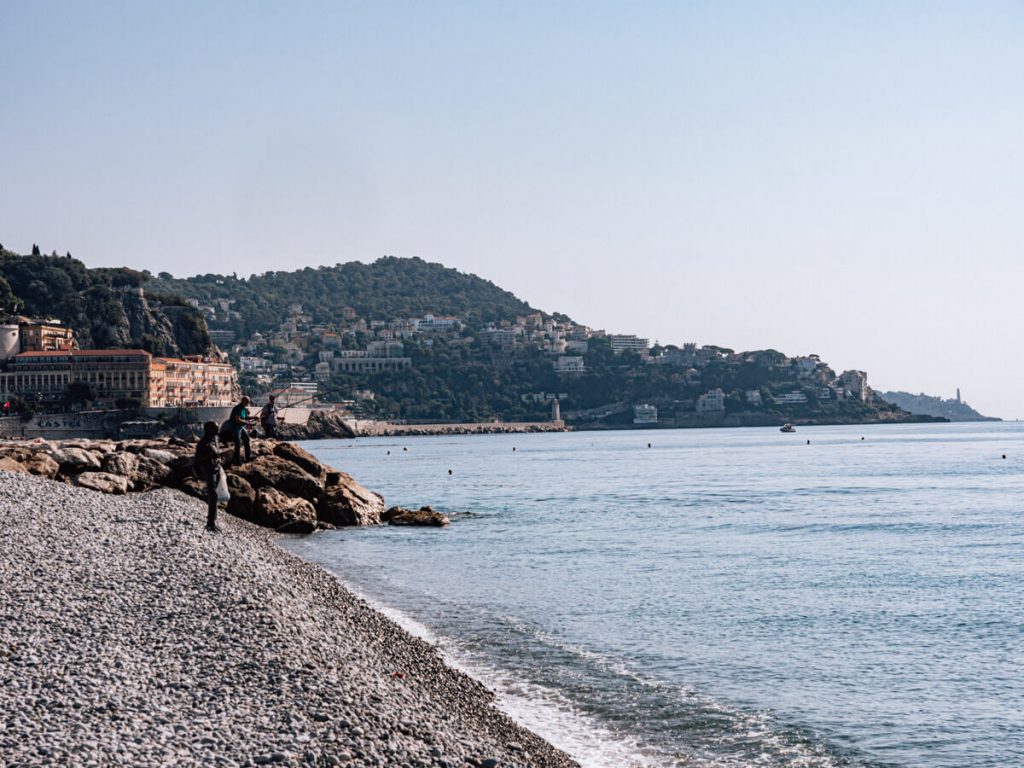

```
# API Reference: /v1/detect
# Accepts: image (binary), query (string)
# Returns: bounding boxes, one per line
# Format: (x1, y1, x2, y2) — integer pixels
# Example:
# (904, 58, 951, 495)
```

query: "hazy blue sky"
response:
(2, 2, 1022, 417)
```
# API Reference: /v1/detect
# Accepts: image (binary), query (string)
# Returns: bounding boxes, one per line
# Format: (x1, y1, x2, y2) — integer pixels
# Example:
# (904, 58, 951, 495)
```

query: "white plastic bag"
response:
(215, 467, 230, 502)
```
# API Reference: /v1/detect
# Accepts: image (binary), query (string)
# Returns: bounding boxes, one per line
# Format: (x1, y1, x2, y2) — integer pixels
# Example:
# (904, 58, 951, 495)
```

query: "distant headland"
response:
(876, 390, 999, 422)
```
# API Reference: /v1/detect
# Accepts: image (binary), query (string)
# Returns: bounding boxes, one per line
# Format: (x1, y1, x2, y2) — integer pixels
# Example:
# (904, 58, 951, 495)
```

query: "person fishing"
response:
(259, 394, 278, 439)
(220, 395, 254, 464)
(194, 421, 225, 532)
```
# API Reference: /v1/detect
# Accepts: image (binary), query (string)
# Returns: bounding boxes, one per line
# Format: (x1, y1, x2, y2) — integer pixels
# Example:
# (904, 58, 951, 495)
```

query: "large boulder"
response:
(22, 452, 60, 479)
(103, 451, 139, 478)
(225, 474, 257, 520)
(317, 474, 385, 526)
(75, 471, 130, 495)
(131, 454, 174, 491)
(383, 505, 450, 527)
(142, 447, 178, 465)
(49, 447, 103, 474)
(231, 455, 324, 502)
(0, 457, 28, 474)
(253, 487, 317, 533)
(272, 442, 327, 481)
(178, 476, 208, 499)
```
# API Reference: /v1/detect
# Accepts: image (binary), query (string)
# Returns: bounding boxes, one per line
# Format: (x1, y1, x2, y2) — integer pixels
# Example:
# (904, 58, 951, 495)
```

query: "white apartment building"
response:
(333, 357, 412, 374)
(554, 356, 586, 374)
(774, 391, 809, 405)
(696, 388, 726, 412)
(633, 404, 658, 424)
(609, 334, 650, 355)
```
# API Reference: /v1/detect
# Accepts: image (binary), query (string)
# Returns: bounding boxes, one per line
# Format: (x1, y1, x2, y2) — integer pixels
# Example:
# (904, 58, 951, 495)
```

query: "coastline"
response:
(0, 471, 579, 768)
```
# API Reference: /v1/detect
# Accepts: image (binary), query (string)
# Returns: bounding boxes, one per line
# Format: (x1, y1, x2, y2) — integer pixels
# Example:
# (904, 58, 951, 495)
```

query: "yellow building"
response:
(18, 323, 77, 352)
(148, 356, 239, 407)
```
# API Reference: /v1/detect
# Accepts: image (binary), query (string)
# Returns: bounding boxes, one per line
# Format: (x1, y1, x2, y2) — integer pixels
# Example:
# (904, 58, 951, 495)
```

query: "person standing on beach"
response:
(194, 421, 224, 532)
(259, 395, 278, 439)
(220, 396, 253, 464)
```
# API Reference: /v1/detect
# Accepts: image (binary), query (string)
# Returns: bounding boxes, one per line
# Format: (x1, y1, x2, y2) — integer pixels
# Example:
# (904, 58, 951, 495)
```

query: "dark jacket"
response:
(194, 435, 222, 481)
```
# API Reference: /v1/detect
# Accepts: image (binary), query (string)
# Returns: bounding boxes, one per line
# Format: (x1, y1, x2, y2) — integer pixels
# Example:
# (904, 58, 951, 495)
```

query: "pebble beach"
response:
(0, 471, 580, 768)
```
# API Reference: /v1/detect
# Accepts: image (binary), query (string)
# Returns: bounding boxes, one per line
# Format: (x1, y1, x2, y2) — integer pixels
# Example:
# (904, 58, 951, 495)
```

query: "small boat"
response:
(780, 423, 795, 433)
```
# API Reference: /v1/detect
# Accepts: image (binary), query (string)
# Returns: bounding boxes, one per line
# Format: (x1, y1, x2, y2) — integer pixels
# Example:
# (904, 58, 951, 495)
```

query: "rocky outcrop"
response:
(0, 437, 384, 533)
(278, 410, 357, 440)
(318, 476, 386, 526)
(253, 487, 318, 534)
(383, 505, 451, 527)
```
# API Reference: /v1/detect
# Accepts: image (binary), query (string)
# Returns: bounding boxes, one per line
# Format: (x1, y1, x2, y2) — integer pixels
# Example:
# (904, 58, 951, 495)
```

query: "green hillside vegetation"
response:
(149, 256, 537, 339)
(320, 336, 912, 425)
(0, 246, 211, 356)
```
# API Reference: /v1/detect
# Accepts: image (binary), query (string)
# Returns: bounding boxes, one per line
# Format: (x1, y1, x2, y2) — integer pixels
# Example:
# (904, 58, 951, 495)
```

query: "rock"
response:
(102, 452, 139, 478)
(75, 472, 130, 495)
(141, 448, 177, 465)
(316, 476, 385, 526)
(272, 442, 327, 481)
(50, 447, 103, 473)
(232, 455, 324, 502)
(131, 455, 174, 491)
(21, 453, 60, 479)
(383, 506, 450, 527)
(253, 487, 317, 533)
(178, 476, 208, 500)
(0, 437, 385, 537)
(225, 474, 257, 520)
(0, 457, 28, 473)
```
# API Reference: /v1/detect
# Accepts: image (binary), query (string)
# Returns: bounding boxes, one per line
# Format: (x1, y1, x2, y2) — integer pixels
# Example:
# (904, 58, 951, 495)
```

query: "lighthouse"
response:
(551, 398, 561, 423)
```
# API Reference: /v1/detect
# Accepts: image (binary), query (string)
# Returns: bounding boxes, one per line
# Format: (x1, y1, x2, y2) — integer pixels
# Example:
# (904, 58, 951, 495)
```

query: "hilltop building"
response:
(839, 370, 869, 402)
(609, 334, 650, 355)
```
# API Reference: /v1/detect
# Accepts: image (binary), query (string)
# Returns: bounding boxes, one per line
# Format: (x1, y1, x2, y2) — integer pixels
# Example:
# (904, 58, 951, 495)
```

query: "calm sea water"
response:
(283, 423, 1024, 768)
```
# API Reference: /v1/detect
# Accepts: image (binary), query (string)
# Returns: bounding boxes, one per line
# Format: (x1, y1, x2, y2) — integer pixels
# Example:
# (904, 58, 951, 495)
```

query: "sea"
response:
(282, 422, 1024, 768)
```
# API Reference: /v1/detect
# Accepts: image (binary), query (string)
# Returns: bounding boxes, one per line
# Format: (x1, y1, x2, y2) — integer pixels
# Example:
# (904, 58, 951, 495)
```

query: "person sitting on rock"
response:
(194, 421, 224, 532)
(220, 396, 254, 464)
(259, 395, 278, 439)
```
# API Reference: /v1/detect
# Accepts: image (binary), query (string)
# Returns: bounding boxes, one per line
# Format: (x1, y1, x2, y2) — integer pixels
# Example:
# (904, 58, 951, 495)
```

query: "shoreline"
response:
(0, 471, 580, 768)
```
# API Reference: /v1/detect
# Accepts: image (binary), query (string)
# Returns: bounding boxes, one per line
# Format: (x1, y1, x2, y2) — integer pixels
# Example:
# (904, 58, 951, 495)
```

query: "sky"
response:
(1, 2, 1022, 417)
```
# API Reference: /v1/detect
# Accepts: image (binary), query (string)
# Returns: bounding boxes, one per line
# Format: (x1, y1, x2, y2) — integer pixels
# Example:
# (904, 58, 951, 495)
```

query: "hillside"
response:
(145, 256, 929, 428)
(877, 391, 998, 422)
(0, 246, 211, 356)
(148, 256, 538, 339)
(1, 246, 935, 428)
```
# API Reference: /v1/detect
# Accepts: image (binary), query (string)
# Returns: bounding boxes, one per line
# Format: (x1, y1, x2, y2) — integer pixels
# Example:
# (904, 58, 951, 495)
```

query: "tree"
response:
(0, 276, 18, 311)
(65, 381, 98, 407)
(114, 397, 142, 412)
